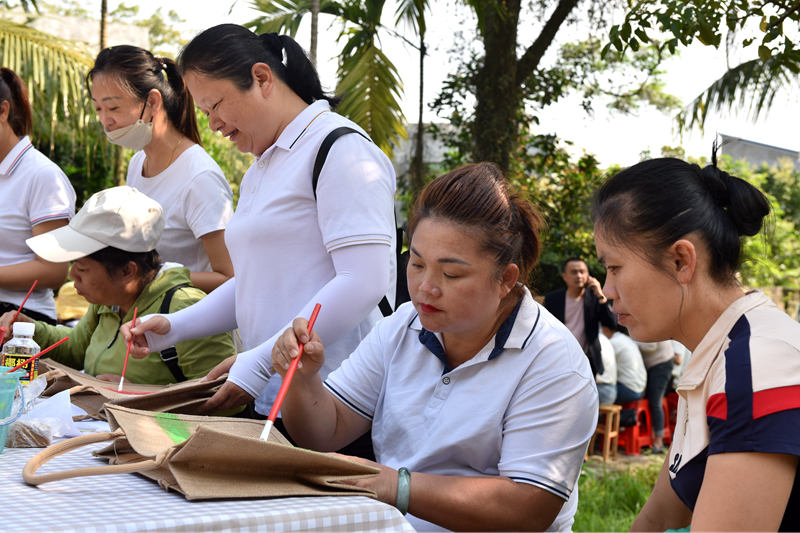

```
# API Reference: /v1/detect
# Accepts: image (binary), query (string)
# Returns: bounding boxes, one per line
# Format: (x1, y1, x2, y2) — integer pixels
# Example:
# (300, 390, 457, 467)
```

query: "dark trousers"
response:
(0, 301, 57, 325)
(645, 360, 674, 436)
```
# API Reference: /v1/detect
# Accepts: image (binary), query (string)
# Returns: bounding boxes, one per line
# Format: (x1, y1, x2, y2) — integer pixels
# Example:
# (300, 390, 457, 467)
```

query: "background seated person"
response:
(601, 324, 646, 404)
(0, 186, 234, 385)
(596, 331, 617, 405)
(271, 163, 598, 532)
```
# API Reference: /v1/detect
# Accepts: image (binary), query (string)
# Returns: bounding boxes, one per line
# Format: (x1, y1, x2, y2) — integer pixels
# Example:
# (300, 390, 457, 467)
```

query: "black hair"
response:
(592, 154, 771, 284)
(562, 257, 586, 272)
(177, 24, 339, 108)
(88, 246, 162, 282)
(409, 162, 544, 293)
(0, 68, 33, 137)
(88, 45, 201, 145)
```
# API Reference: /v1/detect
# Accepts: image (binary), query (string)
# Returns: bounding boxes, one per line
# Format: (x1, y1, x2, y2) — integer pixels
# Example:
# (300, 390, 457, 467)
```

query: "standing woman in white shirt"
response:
(0, 68, 76, 324)
(88, 45, 234, 293)
(123, 24, 396, 420)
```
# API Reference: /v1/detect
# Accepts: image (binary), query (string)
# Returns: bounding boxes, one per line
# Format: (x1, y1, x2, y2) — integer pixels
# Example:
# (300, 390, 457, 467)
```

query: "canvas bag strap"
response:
(22, 429, 167, 485)
(158, 283, 192, 382)
(312, 127, 394, 317)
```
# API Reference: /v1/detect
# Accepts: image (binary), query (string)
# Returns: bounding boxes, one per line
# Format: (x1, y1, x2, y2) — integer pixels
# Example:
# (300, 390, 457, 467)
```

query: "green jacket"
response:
(34, 266, 235, 385)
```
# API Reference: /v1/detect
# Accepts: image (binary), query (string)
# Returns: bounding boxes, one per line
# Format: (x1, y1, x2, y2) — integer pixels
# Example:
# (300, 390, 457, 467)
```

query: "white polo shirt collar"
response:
(413, 291, 541, 373)
(256, 100, 332, 165)
(0, 136, 34, 176)
(677, 290, 770, 391)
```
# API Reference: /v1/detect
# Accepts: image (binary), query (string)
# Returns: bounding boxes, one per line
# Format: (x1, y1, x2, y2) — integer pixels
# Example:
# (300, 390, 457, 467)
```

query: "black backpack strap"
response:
(313, 126, 395, 317)
(312, 126, 369, 200)
(158, 283, 191, 382)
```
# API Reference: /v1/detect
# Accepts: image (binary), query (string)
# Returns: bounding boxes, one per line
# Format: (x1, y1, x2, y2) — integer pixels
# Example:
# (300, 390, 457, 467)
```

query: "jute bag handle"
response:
(23, 429, 167, 485)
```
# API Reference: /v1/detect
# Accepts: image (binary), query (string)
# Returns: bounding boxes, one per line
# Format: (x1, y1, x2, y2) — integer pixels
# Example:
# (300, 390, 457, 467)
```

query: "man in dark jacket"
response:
(544, 257, 616, 376)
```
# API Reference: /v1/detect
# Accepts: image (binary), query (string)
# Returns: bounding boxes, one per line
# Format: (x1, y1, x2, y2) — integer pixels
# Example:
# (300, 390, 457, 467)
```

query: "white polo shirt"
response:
(610, 331, 646, 393)
(127, 145, 233, 272)
(0, 137, 75, 319)
(325, 289, 598, 532)
(669, 291, 800, 529)
(225, 100, 396, 413)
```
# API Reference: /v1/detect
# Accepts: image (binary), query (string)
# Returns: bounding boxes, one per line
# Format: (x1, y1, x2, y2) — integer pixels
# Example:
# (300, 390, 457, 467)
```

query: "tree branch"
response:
(515, 0, 580, 85)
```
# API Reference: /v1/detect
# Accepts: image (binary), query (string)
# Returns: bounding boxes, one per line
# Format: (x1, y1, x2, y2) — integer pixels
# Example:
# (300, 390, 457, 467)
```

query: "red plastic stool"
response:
(618, 399, 653, 455)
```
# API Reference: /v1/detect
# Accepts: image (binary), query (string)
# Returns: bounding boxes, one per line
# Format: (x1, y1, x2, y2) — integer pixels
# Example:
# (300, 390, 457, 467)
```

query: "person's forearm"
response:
(0, 259, 68, 290)
(144, 278, 237, 352)
(279, 373, 342, 448)
(226, 244, 390, 402)
(189, 270, 232, 293)
(404, 473, 563, 531)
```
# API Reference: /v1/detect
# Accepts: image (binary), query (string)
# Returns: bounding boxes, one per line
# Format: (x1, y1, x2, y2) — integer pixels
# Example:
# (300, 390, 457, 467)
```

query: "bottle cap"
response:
(12, 322, 35, 336)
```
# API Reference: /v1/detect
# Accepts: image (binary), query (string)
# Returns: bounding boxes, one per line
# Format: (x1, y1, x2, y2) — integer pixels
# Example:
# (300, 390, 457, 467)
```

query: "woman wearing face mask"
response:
(121, 25, 396, 430)
(88, 45, 234, 293)
(0, 68, 76, 325)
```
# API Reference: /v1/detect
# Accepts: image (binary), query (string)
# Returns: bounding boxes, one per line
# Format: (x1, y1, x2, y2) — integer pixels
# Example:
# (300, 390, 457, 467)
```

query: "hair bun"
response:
(700, 163, 770, 237)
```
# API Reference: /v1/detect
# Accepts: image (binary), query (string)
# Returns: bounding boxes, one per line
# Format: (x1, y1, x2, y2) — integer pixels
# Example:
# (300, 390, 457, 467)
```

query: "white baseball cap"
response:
(26, 186, 164, 262)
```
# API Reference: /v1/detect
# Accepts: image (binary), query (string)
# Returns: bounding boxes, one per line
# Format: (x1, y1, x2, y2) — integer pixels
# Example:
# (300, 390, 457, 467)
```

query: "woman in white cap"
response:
(0, 186, 234, 385)
(0, 68, 76, 325)
(89, 45, 234, 293)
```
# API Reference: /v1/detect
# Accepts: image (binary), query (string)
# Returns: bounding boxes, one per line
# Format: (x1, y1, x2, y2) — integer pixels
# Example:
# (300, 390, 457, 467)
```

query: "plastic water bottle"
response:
(1, 322, 40, 385)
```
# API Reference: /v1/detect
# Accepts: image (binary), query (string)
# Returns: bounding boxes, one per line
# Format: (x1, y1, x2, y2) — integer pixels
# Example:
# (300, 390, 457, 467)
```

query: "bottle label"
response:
(1, 346, 39, 385)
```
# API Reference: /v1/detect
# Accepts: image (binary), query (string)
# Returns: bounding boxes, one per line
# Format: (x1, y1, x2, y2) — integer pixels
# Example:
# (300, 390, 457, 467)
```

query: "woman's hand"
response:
(0, 311, 33, 342)
(201, 379, 254, 412)
(585, 275, 607, 303)
(332, 454, 398, 505)
(271, 317, 326, 378)
(120, 315, 171, 358)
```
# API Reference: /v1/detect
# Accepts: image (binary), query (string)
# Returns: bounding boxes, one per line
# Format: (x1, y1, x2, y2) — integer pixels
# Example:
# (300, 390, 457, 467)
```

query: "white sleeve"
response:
(142, 277, 238, 351)
(227, 242, 391, 398)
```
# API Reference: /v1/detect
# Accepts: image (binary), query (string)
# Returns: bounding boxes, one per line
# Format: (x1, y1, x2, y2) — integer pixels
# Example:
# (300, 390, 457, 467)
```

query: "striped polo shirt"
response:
(668, 290, 800, 530)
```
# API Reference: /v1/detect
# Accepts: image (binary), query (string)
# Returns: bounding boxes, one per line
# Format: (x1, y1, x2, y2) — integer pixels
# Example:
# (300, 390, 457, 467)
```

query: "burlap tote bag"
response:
(23, 404, 379, 500)
(39, 359, 227, 420)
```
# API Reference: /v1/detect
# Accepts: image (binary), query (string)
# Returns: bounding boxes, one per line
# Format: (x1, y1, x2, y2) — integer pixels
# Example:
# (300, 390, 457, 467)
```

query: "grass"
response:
(573, 456, 662, 532)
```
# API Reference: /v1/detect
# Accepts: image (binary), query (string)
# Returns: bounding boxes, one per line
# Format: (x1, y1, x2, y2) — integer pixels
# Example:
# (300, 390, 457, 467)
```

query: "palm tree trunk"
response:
(99, 0, 107, 50)
(310, 0, 319, 66)
(410, 39, 425, 196)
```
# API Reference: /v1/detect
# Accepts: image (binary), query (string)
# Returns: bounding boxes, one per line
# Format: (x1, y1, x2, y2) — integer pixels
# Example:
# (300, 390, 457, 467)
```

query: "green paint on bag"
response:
(154, 412, 192, 444)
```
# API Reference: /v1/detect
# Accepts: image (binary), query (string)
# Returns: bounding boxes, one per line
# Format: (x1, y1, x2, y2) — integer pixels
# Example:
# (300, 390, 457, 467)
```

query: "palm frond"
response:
(336, 43, 406, 156)
(0, 20, 94, 139)
(677, 51, 800, 131)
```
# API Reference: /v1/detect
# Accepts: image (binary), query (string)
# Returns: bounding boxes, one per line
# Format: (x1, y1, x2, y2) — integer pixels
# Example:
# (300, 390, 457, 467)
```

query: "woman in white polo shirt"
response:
(272, 163, 597, 532)
(88, 45, 234, 293)
(123, 25, 396, 422)
(593, 155, 800, 531)
(0, 68, 76, 324)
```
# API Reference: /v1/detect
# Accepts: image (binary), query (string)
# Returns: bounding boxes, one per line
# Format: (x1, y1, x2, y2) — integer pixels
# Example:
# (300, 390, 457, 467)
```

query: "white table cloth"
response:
(0, 438, 415, 532)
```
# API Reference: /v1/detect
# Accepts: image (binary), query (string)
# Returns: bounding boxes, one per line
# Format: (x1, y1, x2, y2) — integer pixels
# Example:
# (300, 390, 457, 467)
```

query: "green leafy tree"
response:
(607, 0, 800, 130)
(431, 1, 680, 176)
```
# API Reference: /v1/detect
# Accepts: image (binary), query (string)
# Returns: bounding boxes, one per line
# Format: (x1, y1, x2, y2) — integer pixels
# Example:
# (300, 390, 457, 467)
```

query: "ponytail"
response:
(159, 57, 201, 145)
(179, 24, 339, 108)
(0, 68, 33, 137)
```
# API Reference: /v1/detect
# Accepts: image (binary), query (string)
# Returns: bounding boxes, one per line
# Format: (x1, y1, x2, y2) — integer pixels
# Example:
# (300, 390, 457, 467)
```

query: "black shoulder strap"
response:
(312, 126, 395, 318)
(158, 283, 191, 382)
(312, 126, 369, 200)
